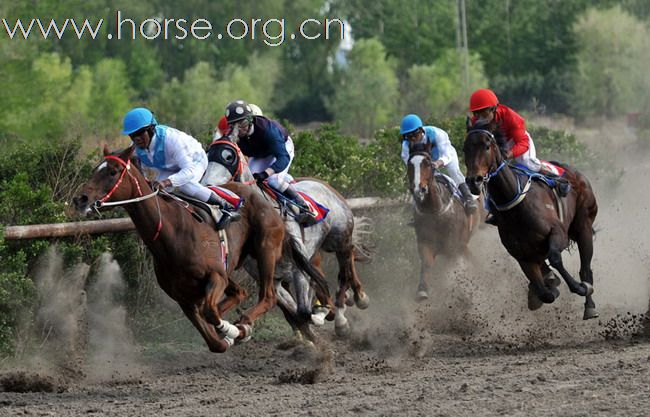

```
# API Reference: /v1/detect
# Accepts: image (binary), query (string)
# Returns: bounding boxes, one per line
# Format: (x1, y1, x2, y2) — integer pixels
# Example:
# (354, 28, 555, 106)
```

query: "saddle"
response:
(168, 186, 243, 230)
(258, 183, 329, 227)
(433, 172, 463, 202)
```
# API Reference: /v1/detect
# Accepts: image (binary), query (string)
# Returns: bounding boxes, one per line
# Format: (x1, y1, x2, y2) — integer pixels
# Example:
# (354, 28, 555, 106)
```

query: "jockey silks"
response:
(134, 125, 207, 188)
(237, 116, 291, 173)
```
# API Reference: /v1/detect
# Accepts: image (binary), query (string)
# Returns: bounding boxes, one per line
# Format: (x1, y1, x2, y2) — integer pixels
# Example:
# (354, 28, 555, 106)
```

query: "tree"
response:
(326, 38, 398, 138)
(401, 48, 487, 118)
(571, 6, 650, 118)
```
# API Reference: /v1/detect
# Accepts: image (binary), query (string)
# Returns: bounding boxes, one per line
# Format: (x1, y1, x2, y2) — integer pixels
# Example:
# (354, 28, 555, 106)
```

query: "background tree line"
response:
(1, 0, 649, 144)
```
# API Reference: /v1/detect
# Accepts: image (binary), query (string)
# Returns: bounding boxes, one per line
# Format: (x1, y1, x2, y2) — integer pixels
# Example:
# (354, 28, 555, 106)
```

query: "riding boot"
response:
(540, 170, 571, 198)
(458, 183, 478, 212)
(207, 191, 241, 227)
(282, 185, 317, 224)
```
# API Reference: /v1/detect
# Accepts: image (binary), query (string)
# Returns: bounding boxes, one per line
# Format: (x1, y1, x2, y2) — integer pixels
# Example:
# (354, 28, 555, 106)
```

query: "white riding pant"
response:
(156, 153, 213, 202)
(248, 137, 295, 192)
(442, 159, 467, 188)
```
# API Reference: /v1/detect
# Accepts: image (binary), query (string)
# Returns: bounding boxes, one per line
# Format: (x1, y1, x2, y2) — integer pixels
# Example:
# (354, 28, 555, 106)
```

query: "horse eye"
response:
(109, 169, 117, 176)
(485, 144, 490, 150)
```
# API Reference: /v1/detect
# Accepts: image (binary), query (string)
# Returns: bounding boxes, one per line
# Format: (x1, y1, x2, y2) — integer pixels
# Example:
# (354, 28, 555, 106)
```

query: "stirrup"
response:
(216, 210, 241, 228)
(556, 182, 571, 198)
(295, 209, 317, 225)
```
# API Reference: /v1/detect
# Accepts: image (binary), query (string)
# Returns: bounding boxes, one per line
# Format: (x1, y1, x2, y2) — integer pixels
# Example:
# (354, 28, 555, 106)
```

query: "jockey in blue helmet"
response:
(400, 114, 477, 211)
(122, 107, 241, 227)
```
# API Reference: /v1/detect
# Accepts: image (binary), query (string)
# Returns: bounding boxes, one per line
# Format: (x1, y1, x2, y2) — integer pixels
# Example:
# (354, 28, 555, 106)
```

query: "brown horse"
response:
(203, 139, 372, 339)
(72, 146, 330, 352)
(463, 125, 599, 319)
(406, 148, 481, 300)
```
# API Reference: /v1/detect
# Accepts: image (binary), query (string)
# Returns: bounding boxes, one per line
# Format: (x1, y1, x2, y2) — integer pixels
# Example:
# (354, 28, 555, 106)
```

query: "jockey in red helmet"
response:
(467, 89, 570, 224)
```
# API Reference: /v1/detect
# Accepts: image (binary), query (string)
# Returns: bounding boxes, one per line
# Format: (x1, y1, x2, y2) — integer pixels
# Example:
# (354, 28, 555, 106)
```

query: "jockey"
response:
(400, 114, 478, 211)
(467, 89, 570, 223)
(122, 107, 241, 227)
(224, 99, 316, 224)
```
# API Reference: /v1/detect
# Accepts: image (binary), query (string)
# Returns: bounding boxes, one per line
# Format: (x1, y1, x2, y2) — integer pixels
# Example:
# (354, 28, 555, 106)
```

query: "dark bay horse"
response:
(202, 139, 372, 339)
(407, 149, 481, 301)
(73, 146, 330, 352)
(463, 126, 599, 320)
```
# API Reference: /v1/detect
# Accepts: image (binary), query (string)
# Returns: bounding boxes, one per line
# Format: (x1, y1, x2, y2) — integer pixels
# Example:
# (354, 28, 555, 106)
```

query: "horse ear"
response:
(119, 145, 136, 162)
(103, 144, 111, 156)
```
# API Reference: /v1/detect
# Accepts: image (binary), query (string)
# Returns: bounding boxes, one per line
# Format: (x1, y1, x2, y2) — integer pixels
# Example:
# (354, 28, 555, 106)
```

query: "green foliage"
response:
(402, 49, 488, 118)
(326, 38, 399, 138)
(571, 6, 650, 118)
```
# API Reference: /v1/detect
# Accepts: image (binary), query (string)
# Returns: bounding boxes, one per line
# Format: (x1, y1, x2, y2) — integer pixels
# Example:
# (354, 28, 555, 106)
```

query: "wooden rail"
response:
(3, 196, 409, 240)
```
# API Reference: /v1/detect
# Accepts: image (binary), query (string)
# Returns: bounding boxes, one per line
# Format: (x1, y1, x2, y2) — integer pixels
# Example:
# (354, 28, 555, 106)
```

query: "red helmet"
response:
(218, 116, 229, 132)
(469, 89, 499, 111)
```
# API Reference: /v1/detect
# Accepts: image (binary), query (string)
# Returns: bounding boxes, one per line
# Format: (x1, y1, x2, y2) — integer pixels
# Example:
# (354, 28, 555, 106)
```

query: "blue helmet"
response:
(400, 114, 423, 135)
(122, 107, 158, 135)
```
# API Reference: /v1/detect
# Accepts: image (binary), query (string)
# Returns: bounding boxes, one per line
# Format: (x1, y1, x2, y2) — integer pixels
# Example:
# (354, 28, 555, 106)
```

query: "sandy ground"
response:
(1, 117, 650, 416)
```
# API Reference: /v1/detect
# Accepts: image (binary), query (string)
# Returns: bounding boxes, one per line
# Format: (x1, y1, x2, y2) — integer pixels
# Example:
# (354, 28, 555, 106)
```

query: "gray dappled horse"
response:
(202, 139, 372, 339)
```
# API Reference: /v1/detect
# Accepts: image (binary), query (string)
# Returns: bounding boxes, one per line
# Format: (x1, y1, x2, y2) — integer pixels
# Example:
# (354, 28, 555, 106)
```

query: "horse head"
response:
(203, 140, 252, 185)
(407, 151, 435, 204)
(73, 145, 149, 215)
(463, 123, 505, 195)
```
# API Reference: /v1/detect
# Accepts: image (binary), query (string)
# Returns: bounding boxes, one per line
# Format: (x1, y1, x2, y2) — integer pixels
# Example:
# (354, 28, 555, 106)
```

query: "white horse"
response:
(201, 139, 372, 339)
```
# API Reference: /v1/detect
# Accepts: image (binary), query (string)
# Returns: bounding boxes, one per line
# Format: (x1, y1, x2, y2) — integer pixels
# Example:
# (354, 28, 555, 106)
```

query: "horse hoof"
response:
(550, 285, 560, 300)
(311, 312, 326, 326)
(527, 285, 543, 311)
(335, 321, 351, 338)
(345, 288, 355, 307)
(236, 324, 253, 344)
(355, 293, 370, 310)
(581, 282, 594, 297)
(583, 307, 599, 320)
(416, 291, 429, 302)
(544, 272, 561, 288)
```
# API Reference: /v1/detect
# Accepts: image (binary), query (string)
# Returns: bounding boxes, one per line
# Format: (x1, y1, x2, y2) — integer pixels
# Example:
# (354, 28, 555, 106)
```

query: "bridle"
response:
(208, 139, 245, 181)
(465, 129, 531, 212)
(408, 152, 453, 215)
(93, 155, 163, 240)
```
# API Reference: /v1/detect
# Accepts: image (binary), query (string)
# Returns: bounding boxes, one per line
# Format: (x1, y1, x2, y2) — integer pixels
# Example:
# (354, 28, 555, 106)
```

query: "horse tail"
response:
(283, 235, 331, 300)
(352, 216, 375, 264)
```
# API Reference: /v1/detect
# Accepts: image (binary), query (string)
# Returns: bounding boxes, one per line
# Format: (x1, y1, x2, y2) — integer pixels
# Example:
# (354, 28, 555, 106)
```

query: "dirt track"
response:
(1, 325, 649, 417)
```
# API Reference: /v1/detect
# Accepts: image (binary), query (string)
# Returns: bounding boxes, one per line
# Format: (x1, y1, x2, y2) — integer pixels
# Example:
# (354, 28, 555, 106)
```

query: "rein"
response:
(468, 130, 531, 212)
(93, 155, 163, 241)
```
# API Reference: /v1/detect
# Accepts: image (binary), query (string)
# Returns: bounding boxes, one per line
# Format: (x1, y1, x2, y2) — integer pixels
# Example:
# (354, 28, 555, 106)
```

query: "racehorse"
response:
(463, 124, 599, 320)
(202, 139, 372, 339)
(73, 145, 330, 352)
(407, 147, 481, 301)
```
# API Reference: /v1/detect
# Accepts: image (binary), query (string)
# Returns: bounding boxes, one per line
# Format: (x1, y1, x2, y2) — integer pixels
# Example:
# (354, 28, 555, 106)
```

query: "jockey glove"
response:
(253, 171, 269, 182)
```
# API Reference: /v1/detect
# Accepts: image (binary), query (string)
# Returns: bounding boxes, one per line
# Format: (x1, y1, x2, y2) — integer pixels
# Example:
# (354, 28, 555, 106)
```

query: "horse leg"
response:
(217, 279, 248, 316)
(575, 226, 598, 320)
(336, 248, 369, 310)
(238, 247, 279, 336)
(276, 282, 319, 345)
(547, 228, 592, 297)
(540, 262, 561, 288)
(416, 241, 437, 301)
(202, 271, 242, 345)
(518, 261, 558, 306)
(181, 303, 229, 353)
(311, 252, 335, 321)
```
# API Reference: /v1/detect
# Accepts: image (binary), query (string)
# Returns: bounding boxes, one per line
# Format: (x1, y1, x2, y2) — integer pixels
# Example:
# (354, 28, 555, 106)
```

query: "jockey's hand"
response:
(152, 179, 172, 190)
(253, 171, 269, 182)
(432, 160, 444, 170)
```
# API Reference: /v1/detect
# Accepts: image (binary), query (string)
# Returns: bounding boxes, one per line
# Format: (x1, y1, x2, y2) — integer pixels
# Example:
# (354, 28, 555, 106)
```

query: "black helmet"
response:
(225, 100, 253, 124)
